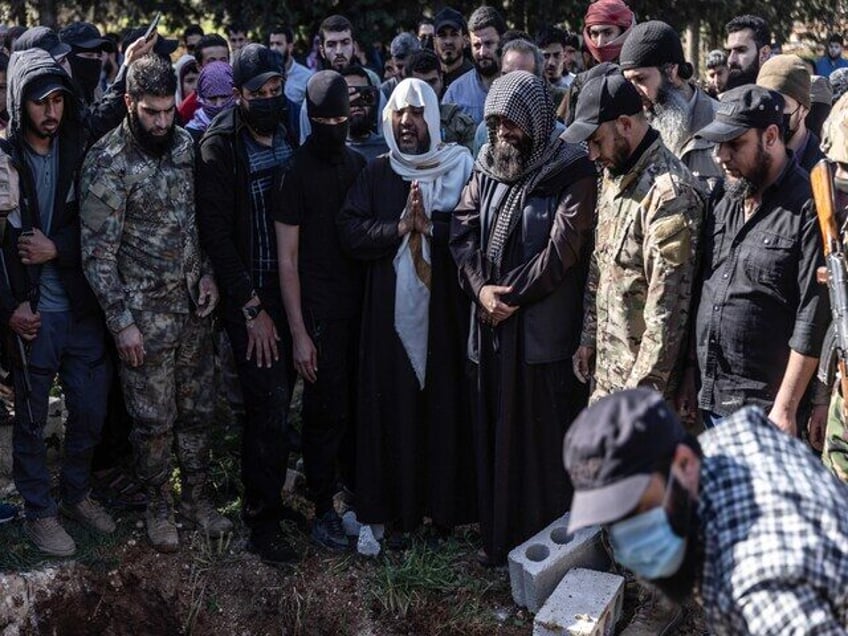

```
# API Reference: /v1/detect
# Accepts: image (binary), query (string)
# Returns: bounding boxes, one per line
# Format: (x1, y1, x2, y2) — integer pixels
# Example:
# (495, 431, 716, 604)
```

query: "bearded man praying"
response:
(339, 78, 476, 545)
(693, 85, 828, 432)
(450, 71, 596, 566)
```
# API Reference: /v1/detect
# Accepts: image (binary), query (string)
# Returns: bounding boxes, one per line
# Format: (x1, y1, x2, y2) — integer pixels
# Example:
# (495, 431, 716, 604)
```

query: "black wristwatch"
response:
(242, 303, 263, 322)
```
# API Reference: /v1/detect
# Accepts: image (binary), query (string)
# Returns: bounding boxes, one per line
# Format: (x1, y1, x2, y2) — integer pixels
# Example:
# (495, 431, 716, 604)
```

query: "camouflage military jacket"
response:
(581, 135, 704, 401)
(80, 122, 211, 335)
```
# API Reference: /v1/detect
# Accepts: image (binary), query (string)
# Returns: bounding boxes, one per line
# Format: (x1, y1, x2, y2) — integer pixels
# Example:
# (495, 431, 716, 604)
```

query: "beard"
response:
(348, 110, 374, 138)
(605, 132, 636, 177)
(488, 138, 532, 182)
(129, 110, 175, 157)
(475, 56, 499, 78)
(726, 139, 771, 200)
(647, 80, 690, 155)
(725, 59, 760, 91)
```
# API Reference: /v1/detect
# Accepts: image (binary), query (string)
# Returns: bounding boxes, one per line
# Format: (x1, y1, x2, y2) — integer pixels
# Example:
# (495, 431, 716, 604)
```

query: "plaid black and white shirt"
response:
(697, 407, 848, 634)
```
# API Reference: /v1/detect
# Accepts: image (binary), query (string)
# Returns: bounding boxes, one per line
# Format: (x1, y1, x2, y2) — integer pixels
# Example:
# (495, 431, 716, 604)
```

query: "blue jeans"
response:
(13, 312, 109, 519)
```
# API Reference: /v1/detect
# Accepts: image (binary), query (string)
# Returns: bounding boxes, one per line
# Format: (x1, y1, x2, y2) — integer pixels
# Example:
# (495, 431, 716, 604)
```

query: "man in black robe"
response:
(450, 70, 597, 566)
(338, 78, 476, 543)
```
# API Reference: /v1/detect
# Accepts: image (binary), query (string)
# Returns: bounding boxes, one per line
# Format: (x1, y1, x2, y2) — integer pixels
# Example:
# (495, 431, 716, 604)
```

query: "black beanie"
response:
(307, 70, 350, 119)
(619, 20, 693, 80)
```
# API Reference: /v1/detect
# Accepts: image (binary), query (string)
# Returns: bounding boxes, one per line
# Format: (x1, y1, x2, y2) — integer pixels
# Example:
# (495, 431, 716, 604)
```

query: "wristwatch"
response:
(242, 303, 263, 321)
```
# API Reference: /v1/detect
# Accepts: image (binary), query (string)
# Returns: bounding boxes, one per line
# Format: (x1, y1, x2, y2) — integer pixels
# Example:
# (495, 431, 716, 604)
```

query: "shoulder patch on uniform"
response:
(650, 212, 691, 267)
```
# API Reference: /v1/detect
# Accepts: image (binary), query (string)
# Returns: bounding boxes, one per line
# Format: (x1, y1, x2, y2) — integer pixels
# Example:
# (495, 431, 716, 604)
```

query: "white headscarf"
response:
(382, 78, 472, 389)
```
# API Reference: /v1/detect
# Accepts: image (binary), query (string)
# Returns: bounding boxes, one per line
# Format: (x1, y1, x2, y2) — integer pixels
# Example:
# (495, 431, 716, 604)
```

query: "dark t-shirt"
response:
(274, 139, 366, 320)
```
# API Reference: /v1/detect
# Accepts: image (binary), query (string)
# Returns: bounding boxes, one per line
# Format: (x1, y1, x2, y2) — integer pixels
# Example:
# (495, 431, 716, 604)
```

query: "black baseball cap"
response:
(434, 7, 467, 34)
(13, 26, 71, 60)
(695, 84, 785, 143)
(563, 389, 685, 533)
(122, 27, 179, 57)
(560, 72, 643, 143)
(26, 76, 70, 102)
(60, 22, 115, 53)
(233, 43, 282, 91)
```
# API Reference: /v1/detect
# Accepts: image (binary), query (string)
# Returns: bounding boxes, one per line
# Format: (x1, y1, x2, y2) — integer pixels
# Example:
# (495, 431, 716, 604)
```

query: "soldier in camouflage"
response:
(565, 71, 704, 404)
(562, 69, 704, 636)
(79, 55, 232, 552)
(819, 92, 848, 481)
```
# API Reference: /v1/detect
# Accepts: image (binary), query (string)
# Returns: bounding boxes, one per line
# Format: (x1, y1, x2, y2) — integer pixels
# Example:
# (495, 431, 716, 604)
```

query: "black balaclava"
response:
(68, 51, 102, 104)
(307, 70, 350, 157)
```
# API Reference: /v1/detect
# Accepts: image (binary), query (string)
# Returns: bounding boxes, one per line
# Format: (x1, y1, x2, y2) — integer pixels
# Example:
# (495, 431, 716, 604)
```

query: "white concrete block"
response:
(533, 568, 624, 636)
(508, 513, 609, 612)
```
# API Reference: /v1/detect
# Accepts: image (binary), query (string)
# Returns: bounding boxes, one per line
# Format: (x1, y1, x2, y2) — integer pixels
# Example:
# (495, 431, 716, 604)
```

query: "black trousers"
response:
(225, 299, 293, 530)
(301, 315, 359, 516)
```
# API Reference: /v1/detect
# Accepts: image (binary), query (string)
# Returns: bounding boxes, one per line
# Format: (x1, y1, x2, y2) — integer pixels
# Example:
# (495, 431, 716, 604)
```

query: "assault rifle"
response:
(812, 159, 848, 415)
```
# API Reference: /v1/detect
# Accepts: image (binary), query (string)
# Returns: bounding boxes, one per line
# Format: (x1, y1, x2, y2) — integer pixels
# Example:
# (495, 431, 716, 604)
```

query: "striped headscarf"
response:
(478, 71, 582, 270)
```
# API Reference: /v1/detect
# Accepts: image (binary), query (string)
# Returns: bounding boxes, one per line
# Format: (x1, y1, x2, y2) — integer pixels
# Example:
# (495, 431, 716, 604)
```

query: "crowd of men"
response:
(2, 4, 848, 633)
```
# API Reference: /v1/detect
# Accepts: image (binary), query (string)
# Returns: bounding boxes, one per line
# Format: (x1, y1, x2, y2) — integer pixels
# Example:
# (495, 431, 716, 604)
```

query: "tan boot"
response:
(145, 489, 178, 553)
(60, 495, 116, 534)
(26, 516, 76, 557)
(179, 498, 233, 538)
(620, 586, 683, 636)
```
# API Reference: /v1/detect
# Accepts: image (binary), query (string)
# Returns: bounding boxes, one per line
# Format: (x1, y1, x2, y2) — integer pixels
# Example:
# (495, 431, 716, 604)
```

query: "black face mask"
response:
(241, 94, 285, 135)
(310, 120, 350, 156)
(69, 55, 102, 103)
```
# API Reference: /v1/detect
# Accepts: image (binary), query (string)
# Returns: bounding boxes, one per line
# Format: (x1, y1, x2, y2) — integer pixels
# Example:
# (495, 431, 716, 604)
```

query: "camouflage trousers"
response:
(824, 390, 848, 482)
(121, 310, 215, 503)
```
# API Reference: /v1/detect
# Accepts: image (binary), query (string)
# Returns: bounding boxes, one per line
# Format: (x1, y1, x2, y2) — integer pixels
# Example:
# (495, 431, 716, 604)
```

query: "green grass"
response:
(368, 532, 496, 623)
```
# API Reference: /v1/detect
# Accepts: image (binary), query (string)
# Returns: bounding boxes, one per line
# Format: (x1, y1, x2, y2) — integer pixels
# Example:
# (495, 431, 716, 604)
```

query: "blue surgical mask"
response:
(608, 505, 687, 580)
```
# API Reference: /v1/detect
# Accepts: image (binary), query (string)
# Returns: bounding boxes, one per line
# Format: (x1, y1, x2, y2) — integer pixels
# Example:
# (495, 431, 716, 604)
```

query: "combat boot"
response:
(179, 475, 233, 538)
(145, 487, 179, 553)
(179, 498, 233, 538)
(26, 516, 76, 557)
(60, 494, 116, 534)
(620, 587, 683, 636)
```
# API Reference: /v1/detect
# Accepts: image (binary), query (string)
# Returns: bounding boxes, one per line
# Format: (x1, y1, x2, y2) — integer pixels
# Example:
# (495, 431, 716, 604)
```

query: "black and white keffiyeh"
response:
(477, 71, 583, 271)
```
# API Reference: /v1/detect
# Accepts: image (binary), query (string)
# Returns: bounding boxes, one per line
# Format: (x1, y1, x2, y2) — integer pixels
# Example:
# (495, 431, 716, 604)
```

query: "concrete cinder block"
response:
(508, 513, 609, 612)
(533, 568, 624, 636)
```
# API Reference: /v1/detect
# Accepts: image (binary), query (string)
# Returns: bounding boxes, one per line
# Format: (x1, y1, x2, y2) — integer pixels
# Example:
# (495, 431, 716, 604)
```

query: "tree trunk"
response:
(9, 0, 26, 24)
(686, 19, 701, 75)
(37, 0, 58, 28)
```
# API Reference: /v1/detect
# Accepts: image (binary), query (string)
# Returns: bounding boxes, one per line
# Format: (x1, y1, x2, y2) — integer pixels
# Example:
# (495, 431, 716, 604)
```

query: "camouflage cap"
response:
(821, 92, 848, 164)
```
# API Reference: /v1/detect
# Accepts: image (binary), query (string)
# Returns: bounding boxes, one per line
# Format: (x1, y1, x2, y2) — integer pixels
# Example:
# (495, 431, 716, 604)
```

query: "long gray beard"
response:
(648, 85, 690, 156)
(489, 140, 529, 183)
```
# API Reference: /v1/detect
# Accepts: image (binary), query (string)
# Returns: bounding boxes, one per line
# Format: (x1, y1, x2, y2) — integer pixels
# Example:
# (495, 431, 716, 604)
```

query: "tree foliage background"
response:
(3, 0, 846, 54)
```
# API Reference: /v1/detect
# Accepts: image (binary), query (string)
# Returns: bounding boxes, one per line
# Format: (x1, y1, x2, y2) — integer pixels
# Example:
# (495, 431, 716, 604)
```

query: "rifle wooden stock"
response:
(812, 159, 848, 411)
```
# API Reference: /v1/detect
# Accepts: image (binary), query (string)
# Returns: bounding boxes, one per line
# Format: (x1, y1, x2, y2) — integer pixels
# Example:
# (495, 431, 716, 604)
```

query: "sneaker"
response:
(0, 502, 18, 524)
(145, 496, 179, 553)
(60, 495, 116, 534)
(311, 509, 349, 551)
(620, 587, 683, 636)
(179, 500, 233, 538)
(249, 525, 299, 565)
(25, 516, 76, 557)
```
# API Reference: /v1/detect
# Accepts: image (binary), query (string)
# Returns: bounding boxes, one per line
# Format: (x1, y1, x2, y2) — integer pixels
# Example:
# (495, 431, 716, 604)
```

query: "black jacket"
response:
(195, 105, 290, 319)
(451, 148, 597, 364)
(0, 49, 100, 325)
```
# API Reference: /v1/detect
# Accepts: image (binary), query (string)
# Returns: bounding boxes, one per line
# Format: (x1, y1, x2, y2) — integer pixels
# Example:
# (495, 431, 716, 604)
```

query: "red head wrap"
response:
(583, 0, 635, 63)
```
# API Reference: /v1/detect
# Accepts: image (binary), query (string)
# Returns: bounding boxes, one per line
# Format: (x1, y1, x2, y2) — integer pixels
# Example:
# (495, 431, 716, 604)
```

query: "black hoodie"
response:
(0, 48, 100, 324)
(195, 105, 291, 319)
